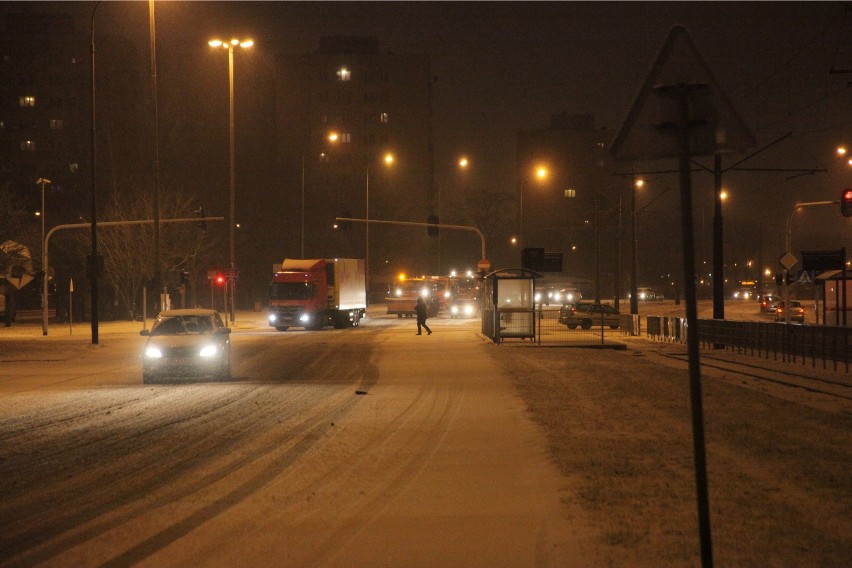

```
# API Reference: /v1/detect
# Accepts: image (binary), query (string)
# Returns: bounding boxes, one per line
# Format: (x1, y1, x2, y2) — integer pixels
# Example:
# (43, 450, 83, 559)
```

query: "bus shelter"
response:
(481, 268, 541, 343)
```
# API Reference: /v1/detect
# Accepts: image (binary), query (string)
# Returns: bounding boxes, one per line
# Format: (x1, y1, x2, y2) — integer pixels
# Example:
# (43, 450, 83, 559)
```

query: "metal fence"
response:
(646, 315, 851, 372)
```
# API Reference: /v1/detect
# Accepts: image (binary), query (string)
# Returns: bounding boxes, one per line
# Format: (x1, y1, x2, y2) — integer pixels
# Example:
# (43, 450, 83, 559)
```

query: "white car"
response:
(140, 309, 231, 383)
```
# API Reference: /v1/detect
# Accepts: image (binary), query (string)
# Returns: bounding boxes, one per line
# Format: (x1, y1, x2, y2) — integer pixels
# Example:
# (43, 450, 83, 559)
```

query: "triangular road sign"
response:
(611, 26, 756, 162)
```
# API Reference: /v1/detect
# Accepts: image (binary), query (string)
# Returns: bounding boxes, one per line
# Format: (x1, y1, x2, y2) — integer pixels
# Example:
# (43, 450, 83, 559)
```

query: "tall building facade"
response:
(0, 9, 90, 232)
(275, 36, 435, 296)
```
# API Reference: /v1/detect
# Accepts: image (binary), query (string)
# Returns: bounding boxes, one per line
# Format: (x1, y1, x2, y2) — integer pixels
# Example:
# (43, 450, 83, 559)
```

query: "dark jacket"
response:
(415, 298, 428, 320)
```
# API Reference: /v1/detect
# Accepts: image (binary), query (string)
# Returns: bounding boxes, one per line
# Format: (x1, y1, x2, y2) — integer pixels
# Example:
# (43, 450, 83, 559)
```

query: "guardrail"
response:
(646, 316, 850, 372)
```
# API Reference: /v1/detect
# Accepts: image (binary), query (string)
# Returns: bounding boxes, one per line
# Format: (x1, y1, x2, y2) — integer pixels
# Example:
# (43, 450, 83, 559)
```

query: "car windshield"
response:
(151, 315, 213, 336)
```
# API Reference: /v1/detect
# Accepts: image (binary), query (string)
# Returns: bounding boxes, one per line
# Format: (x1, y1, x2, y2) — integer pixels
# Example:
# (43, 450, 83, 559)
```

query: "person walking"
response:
(415, 296, 432, 335)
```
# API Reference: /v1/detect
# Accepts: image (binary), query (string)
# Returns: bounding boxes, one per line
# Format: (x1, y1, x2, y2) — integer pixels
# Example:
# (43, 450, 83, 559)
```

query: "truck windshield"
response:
(271, 282, 315, 300)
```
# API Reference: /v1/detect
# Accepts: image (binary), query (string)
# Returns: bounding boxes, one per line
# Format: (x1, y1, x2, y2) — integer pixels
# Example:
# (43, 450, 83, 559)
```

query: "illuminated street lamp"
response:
(209, 37, 253, 324)
(519, 163, 551, 247)
(366, 152, 395, 295)
(629, 178, 645, 315)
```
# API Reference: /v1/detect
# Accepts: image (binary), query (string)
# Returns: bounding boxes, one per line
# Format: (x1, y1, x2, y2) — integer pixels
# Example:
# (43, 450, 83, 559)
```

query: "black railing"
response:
(646, 316, 850, 372)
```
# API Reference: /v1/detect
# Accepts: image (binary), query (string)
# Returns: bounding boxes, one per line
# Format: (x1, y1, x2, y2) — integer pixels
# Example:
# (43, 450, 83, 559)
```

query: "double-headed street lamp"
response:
(209, 37, 253, 324)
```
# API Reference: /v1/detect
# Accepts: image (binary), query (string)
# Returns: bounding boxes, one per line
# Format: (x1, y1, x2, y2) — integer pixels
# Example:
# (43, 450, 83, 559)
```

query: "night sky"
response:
(26, 2, 852, 284)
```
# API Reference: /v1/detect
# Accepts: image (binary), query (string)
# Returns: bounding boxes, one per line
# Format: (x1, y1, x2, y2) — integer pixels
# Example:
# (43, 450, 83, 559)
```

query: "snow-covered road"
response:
(0, 313, 578, 567)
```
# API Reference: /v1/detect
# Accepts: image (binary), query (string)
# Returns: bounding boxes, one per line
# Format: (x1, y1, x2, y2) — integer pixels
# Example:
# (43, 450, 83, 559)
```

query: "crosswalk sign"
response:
(797, 270, 815, 284)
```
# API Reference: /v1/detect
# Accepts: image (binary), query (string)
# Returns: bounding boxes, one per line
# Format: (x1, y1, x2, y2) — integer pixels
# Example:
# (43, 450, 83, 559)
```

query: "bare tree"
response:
(91, 187, 219, 320)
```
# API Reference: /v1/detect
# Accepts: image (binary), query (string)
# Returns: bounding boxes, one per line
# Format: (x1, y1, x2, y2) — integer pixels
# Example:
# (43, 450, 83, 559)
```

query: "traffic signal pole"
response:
(41, 216, 222, 336)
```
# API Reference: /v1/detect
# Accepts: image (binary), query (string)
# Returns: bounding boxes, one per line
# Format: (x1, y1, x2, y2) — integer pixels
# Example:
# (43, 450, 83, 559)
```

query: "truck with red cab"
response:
(268, 258, 366, 330)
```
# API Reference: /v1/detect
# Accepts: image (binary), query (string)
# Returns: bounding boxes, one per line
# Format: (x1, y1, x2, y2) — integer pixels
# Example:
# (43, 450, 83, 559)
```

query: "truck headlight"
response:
(299, 314, 310, 323)
(464, 304, 474, 316)
(451, 305, 459, 314)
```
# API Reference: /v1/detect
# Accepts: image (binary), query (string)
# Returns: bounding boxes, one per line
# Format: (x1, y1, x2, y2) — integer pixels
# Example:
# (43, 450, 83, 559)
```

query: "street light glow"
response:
(635, 179, 645, 189)
(535, 165, 548, 180)
(458, 157, 469, 168)
(384, 152, 395, 165)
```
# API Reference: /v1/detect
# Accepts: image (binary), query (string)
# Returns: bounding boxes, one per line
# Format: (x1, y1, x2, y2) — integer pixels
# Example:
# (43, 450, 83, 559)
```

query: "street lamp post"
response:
(712, 155, 724, 321)
(90, 1, 101, 345)
(209, 37, 253, 324)
(37, 177, 50, 336)
(630, 178, 643, 315)
(365, 152, 395, 300)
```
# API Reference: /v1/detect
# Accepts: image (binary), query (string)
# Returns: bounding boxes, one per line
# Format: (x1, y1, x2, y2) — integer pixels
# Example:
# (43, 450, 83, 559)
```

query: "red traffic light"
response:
(215, 274, 226, 285)
(842, 189, 852, 218)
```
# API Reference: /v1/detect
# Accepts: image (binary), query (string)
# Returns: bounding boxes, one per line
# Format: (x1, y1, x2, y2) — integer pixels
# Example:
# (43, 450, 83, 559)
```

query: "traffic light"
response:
(215, 274, 226, 286)
(195, 206, 207, 230)
(775, 273, 796, 286)
(427, 214, 439, 237)
(841, 189, 852, 218)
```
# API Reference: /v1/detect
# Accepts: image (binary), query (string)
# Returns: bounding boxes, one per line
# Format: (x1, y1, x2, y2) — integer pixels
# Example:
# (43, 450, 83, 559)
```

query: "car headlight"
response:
(464, 304, 474, 316)
(145, 346, 163, 358)
(268, 314, 277, 323)
(566, 293, 574, 301)
(299, 313, 310, 323)
(534, 293, 541, 302)
(199, 344, 218, 357)
(451, 305, 459, 314)
(444, 291, 451, 299)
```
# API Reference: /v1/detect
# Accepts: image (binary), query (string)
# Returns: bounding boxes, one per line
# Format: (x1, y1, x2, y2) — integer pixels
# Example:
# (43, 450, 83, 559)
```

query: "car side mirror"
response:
(140, 329, 150, 336)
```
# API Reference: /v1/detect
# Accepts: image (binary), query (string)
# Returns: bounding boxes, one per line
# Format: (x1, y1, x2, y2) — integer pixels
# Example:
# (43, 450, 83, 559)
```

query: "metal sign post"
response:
(610, 26, 755, 568)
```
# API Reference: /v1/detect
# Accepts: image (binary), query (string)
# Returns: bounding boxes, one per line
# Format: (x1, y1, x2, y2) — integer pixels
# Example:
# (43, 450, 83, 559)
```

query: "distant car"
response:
(558, 302, 620, 330)
(450, 295, 479, 319)
(733, 288, 756, 300)
(636, 287, 663, 301)
(539, 287, 581, 305)
(760, 294, 781, 313)
(140, 309, 231, 383)
(774, 300, 804, 323)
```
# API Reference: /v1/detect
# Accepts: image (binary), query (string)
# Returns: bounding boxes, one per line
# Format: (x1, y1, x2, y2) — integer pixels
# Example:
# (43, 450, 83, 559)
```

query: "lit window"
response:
(49, 119, 64, 130)
(337, 67, 351, 81)
(21, 140, 36, 151)
(69, 163, 79, 173)
(20, 96, 36, 107)
(341, 132, 351, 143)
(380, 112, 389, 124)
